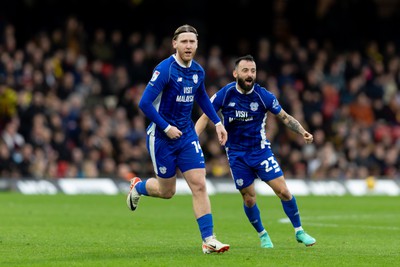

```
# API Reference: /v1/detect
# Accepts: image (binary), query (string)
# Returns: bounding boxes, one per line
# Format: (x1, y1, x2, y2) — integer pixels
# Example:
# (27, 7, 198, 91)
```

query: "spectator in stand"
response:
(0, 78, 18, 129)
(0, 141, 13, 176)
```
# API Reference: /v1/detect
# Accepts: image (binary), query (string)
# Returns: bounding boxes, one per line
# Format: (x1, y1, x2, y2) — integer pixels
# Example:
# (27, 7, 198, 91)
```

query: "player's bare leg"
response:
(183, 168, 230, 253)
(144, 176, 177, 199)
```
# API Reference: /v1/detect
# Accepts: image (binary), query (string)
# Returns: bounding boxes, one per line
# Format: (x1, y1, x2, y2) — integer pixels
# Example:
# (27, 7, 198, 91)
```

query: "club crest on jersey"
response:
(250, 102, 259, 111)
(192, 74, 198, 84)
(151, 71, 160, 82)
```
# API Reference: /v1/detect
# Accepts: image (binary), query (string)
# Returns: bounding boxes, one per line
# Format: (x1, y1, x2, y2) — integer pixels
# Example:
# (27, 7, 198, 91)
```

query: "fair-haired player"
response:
(126, 24, 230, 254)
(195, 54, 316, 248)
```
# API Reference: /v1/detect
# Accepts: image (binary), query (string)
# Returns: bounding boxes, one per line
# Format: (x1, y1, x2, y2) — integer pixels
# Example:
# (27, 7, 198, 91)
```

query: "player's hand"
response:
(166, 126, 182, 139)
(303, 131, 313, 144)
(215, 124, 228, 146)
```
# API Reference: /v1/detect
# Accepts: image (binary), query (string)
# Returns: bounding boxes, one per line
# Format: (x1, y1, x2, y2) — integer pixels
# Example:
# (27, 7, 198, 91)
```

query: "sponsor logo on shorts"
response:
(236, 179, 244, 187)
(159, 166, 167, 174)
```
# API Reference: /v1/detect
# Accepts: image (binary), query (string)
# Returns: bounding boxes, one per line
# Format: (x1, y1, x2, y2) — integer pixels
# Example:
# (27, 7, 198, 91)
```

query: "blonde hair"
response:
(173, 24, 198, 40)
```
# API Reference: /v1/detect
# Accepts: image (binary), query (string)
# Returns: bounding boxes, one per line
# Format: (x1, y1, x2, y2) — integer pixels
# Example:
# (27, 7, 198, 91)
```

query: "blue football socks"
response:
(244, 203, 265, 233)
(197, 213, 214, 241)
(135, 180, 149, 196)
(281, 196, 301, 228)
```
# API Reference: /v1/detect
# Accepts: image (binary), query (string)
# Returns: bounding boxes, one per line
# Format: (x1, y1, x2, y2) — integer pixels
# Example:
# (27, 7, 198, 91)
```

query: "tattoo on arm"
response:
(277, 111, 305, 135)
(287, 118, 303, 134)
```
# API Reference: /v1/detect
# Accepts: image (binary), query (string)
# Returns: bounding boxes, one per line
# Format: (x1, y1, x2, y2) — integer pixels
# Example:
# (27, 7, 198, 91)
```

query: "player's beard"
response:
(237, 77, 254, 92)
(177, 49, 195, 65)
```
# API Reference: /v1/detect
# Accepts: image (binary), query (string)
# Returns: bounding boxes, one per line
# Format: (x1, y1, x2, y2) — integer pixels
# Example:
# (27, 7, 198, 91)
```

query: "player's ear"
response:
(233, 69, 237, 79)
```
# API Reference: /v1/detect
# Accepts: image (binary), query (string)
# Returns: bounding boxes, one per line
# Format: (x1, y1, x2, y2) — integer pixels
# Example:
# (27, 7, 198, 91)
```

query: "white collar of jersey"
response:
(173, 54, 192, 68)
(235, 84, 254, 94)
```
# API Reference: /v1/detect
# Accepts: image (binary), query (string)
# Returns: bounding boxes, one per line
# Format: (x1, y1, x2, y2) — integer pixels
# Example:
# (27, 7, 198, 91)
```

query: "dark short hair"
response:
(173, 24, 198, 40)
(234, 55, 255, 68)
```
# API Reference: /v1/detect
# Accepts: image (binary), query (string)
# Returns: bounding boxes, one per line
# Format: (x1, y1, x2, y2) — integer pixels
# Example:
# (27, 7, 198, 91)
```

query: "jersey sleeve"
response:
(268, 94, 282, 115)
(261, 89, 282, 115)
(209, 89, 224, 111)
(138, 68, 170, 131)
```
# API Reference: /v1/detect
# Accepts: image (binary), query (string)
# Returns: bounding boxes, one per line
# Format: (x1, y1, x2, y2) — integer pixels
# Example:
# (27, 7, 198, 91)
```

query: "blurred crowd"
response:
(0, 16, 399, 181)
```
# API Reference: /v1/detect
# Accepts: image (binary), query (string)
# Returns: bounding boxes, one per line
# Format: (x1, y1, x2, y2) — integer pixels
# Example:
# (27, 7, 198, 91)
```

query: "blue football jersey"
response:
(139, 55, 220, 137)
(210, 82, 282, 150)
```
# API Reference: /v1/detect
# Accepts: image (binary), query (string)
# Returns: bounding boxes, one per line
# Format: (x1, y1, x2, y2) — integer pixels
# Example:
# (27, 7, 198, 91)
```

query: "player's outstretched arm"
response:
(195, 113, 210, 136)
(195, 114, 227, 146)
(276, 109, 313, 144)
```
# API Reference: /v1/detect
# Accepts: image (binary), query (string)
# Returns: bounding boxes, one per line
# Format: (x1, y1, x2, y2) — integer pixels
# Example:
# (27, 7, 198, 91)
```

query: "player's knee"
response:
(191, 183, 207, 194)
(276, 189, 291, 201)
(159, 189, 176, 199)
(243, 195, 256, 207)
(244, 198, 256, 207)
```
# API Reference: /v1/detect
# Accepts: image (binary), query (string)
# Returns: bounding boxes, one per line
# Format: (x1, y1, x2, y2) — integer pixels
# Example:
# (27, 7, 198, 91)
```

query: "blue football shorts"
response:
(147, 130, 205, 178)
(226, 146, 283, 190)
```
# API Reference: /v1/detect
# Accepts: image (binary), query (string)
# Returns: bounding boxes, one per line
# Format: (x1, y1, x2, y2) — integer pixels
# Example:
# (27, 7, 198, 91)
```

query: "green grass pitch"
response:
(1, 193, 399, 266)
